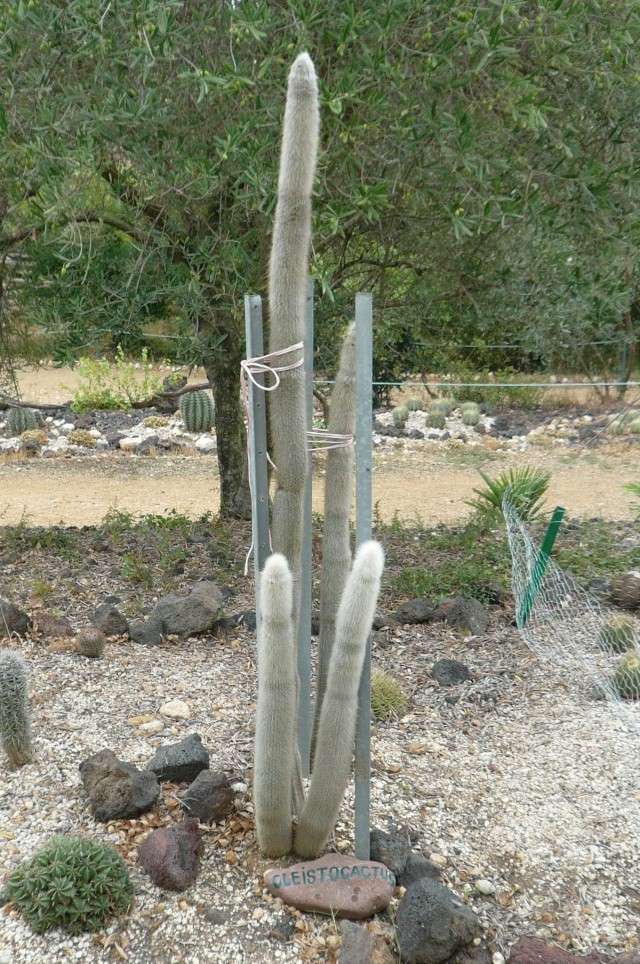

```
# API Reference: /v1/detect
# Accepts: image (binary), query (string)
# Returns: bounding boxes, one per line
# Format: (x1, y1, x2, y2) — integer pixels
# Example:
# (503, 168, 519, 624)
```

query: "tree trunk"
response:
(204, 328, 251, 520)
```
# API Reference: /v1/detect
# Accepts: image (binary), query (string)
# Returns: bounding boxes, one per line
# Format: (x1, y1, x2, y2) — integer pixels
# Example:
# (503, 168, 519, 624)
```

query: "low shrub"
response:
(70, 347, 162, 412)
(466, 466, 550, 522)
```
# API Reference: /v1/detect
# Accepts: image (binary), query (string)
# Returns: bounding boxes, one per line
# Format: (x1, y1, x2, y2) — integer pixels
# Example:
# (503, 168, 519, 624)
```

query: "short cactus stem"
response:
(0, 650, 33, 768)
(7, 407, 40, 436)
(180, 390, 214, 433)
(392, 405, 409, 429)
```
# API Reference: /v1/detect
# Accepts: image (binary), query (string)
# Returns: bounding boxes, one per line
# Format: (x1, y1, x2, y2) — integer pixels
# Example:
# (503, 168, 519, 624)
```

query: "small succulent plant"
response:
(611, 650, 640, 700)
(20, 429, 48, 447)
(76, 628, 106, 659)
(462, 410, 480, 427)
(180, 390, 214, 433)
(371, 670, 409, 721)
(143, 415, 169, 428)
(426, 412, 446, 430)
(3, 836, 133, 933)
(0, 649, 33, 768)
(406, 397, 423, 412)
(392, 405, 409, 429)
(68, 429, 96, 448)
(7, 408, 41, 436)
(598, 616, 636, 654)
(430, 399, 453, 417)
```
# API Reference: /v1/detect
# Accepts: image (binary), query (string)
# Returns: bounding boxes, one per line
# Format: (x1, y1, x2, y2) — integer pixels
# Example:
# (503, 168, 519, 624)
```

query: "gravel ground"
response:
(1, 616, 639, 963)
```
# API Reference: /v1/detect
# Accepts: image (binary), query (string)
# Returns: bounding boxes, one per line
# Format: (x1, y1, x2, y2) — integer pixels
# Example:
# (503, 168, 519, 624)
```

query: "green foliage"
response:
(462, 410, 480, 427)
(443, 371, 542, 409)
(120, 551, 152, 587)
(7, 408, 40, 436)
(429, 399, 454, 417)
(611, 651, 640, 701)
(70, 348, 162, 412)
(143, 415, 169, 428)
(0, 650, 33, 768)
(370, 671, 408, 721)
(392, 405, 409, 429)
(406, 398, 423, 412)
(625, 482, 640, 516)
(180, 389, 214, 433)
(598, 617, 636, 654)
(466, 467, 551, 522)
(4, 836, 133, 934)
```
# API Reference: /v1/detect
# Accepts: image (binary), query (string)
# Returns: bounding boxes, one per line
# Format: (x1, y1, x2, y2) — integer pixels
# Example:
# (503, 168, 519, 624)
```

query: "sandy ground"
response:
(0, 447, 637, 527)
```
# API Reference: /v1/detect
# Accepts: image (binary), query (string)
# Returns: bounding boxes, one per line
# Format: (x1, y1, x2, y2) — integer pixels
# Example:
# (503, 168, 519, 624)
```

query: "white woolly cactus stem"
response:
(312, 323, 356, 757)
(0, 649, 33, 768)
(294, 541, 384, 858)
(268, 51, 319, 593)
(253, 554, 297, 856)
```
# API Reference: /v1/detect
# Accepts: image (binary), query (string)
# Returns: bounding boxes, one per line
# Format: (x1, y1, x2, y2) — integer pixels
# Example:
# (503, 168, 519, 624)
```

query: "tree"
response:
(1, 0, 639, 512)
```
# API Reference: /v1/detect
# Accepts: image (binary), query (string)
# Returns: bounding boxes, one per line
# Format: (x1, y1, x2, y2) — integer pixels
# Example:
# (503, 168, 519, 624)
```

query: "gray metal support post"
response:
(243, 294, 270, 613)
(297, 279, 314, 775)
(354, 292, 373, 859)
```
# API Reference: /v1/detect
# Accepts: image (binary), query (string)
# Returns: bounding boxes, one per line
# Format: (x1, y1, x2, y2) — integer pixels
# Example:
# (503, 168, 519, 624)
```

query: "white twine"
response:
(240, 342, 305, 575)
(306, 429, 353, 452)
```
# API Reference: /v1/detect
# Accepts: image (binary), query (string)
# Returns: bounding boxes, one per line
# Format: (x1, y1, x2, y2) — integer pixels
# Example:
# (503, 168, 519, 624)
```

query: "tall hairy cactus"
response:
(254, 555, 297, 856)
(253, 53, 384, 859)
(313, 324, 356, 751)
(294, 542, 384, 857)
(0, 649, 33, 768)
(268, 52, 319, 592)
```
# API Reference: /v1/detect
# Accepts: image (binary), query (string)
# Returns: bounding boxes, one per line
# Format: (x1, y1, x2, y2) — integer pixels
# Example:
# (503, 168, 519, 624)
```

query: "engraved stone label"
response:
(264, 853, 395, 919)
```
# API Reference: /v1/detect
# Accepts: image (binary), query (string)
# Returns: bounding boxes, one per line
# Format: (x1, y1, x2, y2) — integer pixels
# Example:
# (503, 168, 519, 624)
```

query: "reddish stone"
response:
(508, 939, 640, 964)
(138, 818, 203, 891)
(264, 854, 395, 920)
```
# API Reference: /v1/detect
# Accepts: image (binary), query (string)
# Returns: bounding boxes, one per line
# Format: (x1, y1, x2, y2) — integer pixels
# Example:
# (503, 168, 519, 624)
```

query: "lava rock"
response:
(399, 854, 443, 888)
(338, 920, 396, 964)
(138, 818, 203, 891)
(0, 597, 30, 637)
(370, 826, 418, 877)
(92, 602, 129, 637)
(432, 658, 472, 687)
(80, 749, 159, 821)
(181, 769, 235, 823)
(264, 854, 395, 920)
(215, 610, 256, 633)
(34, 612, 74, 638)
(147, 733, 209, 783)
(395, 879, 480, 964)
(505, 938, 636, 964)
(136, 434, 160, 455)
(142, 581, 224, 639)
(433, 597, 488, 635)
(129, 618, 163, 646)
(610, 571, 640, 610)
(394, 599, 437, 624)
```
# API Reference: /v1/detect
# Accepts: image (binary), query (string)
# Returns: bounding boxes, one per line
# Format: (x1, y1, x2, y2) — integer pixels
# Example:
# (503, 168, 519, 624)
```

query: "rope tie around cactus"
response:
(306, 428, 353, 452)
(240, 342, 305, 573)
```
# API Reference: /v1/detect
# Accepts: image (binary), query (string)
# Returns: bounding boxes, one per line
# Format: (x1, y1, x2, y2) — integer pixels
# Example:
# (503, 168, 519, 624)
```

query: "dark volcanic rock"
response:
(35, 612, 74, 638)
(138, 818, 203, 891)
(370, 827, 441, 888)
(0, 597, 30, 637)
(92, 602, 129, 637)
(129, 619, 163, 645)
(395, 878, 479, 964)
(147, 733, 209, 783)
(432, 658, 472, 687)
(181, 769, 235, 823)
(80, 749, 159, 821)
(140, 581, 225, 639)
(433, 597, 488, 635)
(394, 599, 437, 624)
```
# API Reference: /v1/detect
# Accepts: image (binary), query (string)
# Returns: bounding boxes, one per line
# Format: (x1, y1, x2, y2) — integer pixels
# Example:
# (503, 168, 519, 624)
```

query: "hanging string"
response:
(306, 429, 353, 452)
(240, 342, 305, 574)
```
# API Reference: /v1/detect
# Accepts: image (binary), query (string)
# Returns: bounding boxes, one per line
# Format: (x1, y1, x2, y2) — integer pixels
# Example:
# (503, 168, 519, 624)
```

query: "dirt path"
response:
(1, 447, 637, 526)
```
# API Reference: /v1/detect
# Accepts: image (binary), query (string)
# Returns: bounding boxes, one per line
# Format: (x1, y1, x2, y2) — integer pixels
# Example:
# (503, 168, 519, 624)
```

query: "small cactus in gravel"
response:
(392, 405, 409, 429)
(462, 401, 480, 414)
(406, 397, 423, 412)
(371, 671, 409, 720)
(0, 649, 33, 767)
(426, 412, 446, 430)
(598, 617, 636, 654)
(20, 429, 48, 449)
(430, 399, 454, 417)
(143, 416, 169, 429)
(180, 390, 214, 433)
(462, 410, 480, 427)
(628, 418, 640, 435)
(7, 407, 40, 436)
(611, 650, 640, 700)
(76, 628, 106, 659)
(68, 429, 96, 448)
(608, 415, 628, 436)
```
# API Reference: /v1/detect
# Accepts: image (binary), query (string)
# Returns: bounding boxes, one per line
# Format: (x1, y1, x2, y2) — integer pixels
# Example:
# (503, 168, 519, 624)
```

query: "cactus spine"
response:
(0, 650, 33, 767)
(180, 390, 214, 433)
(254, 555, 297, 856)
(7, 408, 39, 436)
(294, 542, 384, 857)
(313, 325, 356, 754)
